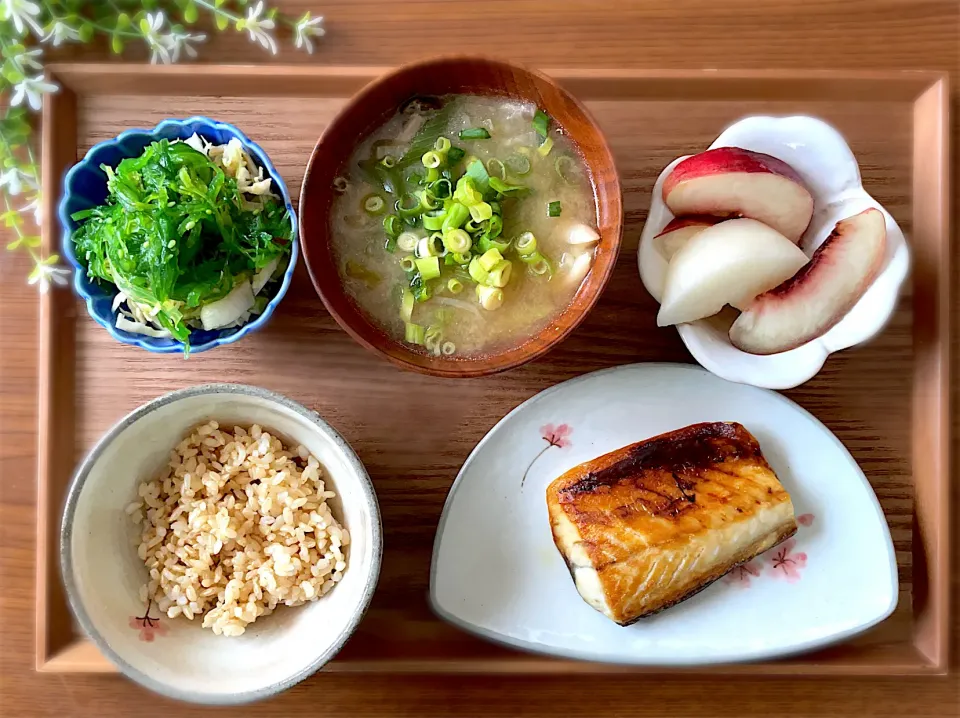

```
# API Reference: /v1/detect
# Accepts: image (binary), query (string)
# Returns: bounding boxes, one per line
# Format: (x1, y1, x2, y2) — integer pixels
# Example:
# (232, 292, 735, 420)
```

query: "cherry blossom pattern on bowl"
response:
(430, 363, 898, 666)
(637, 116, 910, 390)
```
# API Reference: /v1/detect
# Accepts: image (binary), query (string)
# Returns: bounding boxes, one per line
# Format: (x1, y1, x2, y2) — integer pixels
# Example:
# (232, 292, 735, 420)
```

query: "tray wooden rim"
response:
(36, 64, 951, 676)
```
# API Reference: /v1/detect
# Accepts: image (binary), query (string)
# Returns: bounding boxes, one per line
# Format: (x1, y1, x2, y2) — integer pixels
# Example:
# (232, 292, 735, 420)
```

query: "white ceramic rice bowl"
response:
(60, 384, 382, 704)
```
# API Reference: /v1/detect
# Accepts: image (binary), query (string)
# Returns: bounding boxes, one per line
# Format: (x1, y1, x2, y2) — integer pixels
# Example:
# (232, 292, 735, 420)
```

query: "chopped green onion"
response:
(486, 158, 506, 181)
(486, 259, 513, 288)
(468, 257, 489, 284)
(428, 178, 452, 199)
(453, 176, 482, 206)
(333, 176, 349, 193)
(384, 235, 398, 253)
(505, 153, 531, 176)
(547, 201, 562, 217)
(532, 109, 550, 138)
(380, 155, 397, 168)
(451, 252, 472, 265)
(464, 219, 482, 233)
(537, 137, 554, 157)
(464, 159, 490, 196)
(359, 158, 404, 196)
(424, 167, 440, 183)
(397, 231, 420, 252)
(435, 136, 452, 153)
(482, 214, 504, 242)
(555, 155, 578, 183)
(400, 289, 415, 322)
(383, 214, 402, 238)
(515, 231, 537, 256)
(478, 236, 511, 254)
(415, 256, 441, 280)
(395, 193, 423, 219)
(424, 325, 443, 350)
(530, 257, 552, 276)
(362, 194, 386, 215)
(520, 252, 549, 266)
(476, 285, 504, 310)
(405, 322, 425, 345)
(399, 256, 416, 272)
(442, 228, 472, 254)
(447, 278, 464, 294)
(417, 190, 440, 211)
(398, 103, 453, 167)
(422, 209, 447, 231)
(479, 248, 504, 272)
(469, 201, 493, 223)
(422, 151, 442, 169)
(416, 235, 444, 258)
(410, 272, 430, 302)
(441, 341, 456, 356)
(459, 128, 491, 140)
(441, 201, 470, 233)
(446, 146, 466, 164)
(488, 176, 527, 196)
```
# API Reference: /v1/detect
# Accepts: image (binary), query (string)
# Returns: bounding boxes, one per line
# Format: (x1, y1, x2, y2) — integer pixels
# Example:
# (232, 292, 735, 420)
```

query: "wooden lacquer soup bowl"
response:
(299, 56, 623, 377)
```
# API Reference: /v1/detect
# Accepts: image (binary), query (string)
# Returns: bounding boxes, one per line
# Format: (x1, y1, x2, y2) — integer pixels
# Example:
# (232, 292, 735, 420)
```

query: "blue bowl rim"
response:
(58, 116, 299, 354)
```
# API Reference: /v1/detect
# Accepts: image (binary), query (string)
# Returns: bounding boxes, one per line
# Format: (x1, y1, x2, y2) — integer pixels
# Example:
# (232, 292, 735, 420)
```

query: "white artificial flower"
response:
(294, 14, 325, 54)
(28, 257, 70, 293)
(0, 168, 24, 196)
(142, 11, 172, 64)
(1, 0, 43, 37)
(243, 1, 278, 55)
(18, 46, 42, 69)
(42, 21, 81, 47)
(10, 74, 59, 111)
(166, 30, 206, 62)
(19, 195, 41, 225)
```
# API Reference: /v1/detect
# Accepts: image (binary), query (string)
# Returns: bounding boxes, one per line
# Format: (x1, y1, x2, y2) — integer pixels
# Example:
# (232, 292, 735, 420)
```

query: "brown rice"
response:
(127, 421, 348, 636)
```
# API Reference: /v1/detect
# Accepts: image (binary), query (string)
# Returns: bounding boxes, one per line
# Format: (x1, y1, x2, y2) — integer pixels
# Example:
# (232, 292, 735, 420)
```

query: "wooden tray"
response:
(37, 64, 950, 675)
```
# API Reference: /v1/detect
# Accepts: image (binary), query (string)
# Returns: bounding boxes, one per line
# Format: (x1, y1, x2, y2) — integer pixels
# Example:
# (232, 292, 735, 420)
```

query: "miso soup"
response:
(330, 95, 600, 357)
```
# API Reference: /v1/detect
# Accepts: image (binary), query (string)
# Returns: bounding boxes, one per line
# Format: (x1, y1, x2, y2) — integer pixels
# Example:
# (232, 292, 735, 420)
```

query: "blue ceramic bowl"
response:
(59, 117, 298, 354)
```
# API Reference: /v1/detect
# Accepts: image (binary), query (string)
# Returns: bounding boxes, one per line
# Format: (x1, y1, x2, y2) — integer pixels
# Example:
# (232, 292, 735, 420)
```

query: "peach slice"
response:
(657, 218, 808, 327)
(654, 216, 721, 260)
(730, 208, 887, 355)
(662, 147, 814, 243)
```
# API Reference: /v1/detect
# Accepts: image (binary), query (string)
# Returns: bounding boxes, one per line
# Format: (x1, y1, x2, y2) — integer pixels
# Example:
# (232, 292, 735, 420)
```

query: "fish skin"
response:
(547, 422, 797, 625)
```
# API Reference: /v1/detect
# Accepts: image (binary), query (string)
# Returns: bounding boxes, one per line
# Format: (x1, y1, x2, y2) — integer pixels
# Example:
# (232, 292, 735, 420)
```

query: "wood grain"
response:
(33, 64, 948, 677)
(2, 1, 958, 715)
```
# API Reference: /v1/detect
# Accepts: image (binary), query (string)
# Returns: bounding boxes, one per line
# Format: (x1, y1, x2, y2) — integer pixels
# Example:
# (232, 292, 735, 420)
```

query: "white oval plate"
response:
(637, 116, 910, 390)
(430, 364, 897, 665)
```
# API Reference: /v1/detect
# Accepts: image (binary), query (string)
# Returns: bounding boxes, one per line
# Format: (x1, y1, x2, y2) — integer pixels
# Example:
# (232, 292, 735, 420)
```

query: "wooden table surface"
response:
(1, 1, 957, 715)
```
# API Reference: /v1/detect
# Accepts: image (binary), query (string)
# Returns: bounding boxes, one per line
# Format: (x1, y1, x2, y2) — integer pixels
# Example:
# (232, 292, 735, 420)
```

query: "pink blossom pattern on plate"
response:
(129, 600, 168, 642)
(723, 558, 763, 587)
(723, 513, 814, 589)
(521, 423, 573, 488)
(767, 538, 808, 583)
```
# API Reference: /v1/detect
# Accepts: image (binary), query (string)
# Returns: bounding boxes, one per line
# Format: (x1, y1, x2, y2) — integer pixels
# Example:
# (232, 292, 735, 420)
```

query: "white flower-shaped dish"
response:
(638, 116, 910, 390)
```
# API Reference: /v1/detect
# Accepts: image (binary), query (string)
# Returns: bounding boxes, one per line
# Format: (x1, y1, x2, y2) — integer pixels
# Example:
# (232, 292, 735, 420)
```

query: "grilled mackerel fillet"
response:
(547, 422, 796, 625)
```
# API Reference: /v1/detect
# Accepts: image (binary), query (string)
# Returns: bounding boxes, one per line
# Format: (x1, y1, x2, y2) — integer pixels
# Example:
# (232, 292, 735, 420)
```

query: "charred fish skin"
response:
(546, 422, 797, 625)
